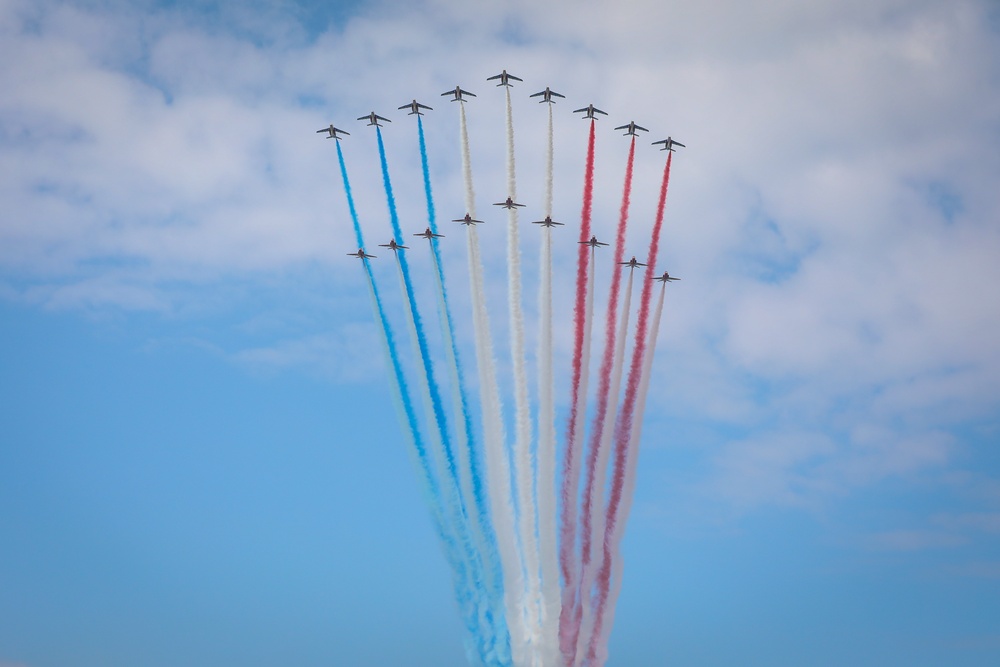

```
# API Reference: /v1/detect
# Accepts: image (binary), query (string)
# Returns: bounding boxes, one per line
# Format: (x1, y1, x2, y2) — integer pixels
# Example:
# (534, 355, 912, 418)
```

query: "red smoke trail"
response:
(566, 135, 637, 664)
(559, 119, 596, 663)
(587, 152, 673, 665)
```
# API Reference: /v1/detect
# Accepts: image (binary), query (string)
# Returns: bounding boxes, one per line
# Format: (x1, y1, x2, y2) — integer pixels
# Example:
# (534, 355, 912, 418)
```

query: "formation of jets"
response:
(453, 214, 484, 225)
(488, 70, 523, 87)
(530, 87, 565, 104)
(494, 197, 525, 210)
(399, 100, 433, 116)
(532, 216, 564, 227)
(323, 72, 685, 268)
(358, 111, 391, 127)
(653, 271, 680, 282)
(652, 137, 686, 152)
(615, 121, 648, 136)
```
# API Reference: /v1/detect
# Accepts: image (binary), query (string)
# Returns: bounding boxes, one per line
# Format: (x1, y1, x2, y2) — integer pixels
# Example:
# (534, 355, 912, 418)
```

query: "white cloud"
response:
(1, 0, 998, 518)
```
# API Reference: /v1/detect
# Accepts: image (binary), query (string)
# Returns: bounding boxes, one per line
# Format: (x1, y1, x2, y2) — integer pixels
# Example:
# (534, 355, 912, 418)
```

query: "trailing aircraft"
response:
(453, 214, 484, 225)
(414, 228, 445, 240)
(379, 239, 408, 252)
(652, 137, 686, 152)
(358, 111, 391, 127)
(532, 216, 564, 227)
(573, 104, 608, 119)
(398, 100, 433, 116)
(614, 121, 648, 136)
(530, 87, 565, 104)
(653, 271, 681, 282)
(579, 236, 609, 248)
(442, 86, 477, 102)
(348, 248, 376, 259)
(316, 125, 349, 140)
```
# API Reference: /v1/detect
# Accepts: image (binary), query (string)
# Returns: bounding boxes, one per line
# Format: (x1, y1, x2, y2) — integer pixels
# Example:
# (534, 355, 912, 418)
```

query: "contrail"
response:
(565, 135, 637, 665)
(559, 119, 597, 665)
(536, 100, 561, 667)
(416, 115, 510, 665)
(503, 84, 542, 661)
(460, 100, 525, 666)
(375, 127, 492, 662)
(574, 268, 634, 665)
(335, 139, 480, 656)
(592, 283, 667, 667)
(588, 152, 674, 667)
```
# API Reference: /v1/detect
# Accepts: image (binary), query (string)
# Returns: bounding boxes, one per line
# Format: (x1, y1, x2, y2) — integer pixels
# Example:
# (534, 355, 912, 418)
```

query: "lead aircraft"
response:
(487, 69, 522, 87)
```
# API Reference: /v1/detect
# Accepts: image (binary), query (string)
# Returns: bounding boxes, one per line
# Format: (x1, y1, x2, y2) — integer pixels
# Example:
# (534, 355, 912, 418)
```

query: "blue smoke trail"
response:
(335, 140, 480, 660)
(418, 116, 511, 666)
(375, 127, 496, 664)
(335, 140, 364, 250)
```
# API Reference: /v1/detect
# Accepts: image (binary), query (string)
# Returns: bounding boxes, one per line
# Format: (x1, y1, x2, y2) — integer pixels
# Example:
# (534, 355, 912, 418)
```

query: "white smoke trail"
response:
(536, 100, 561, 667)
(505, 87, 542, 661)
(575, 268, 635, 666)
(503, 85, 542, 662)
(460, 101, 527, 666)
(544, 103, 554, 217)
(594, 283, 667, 666)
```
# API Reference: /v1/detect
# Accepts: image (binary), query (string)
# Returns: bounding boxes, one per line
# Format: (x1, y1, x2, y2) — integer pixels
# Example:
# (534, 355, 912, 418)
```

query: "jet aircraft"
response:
(316, 125, 350, 140)
(348, 248, 376, 259)
(453, 214, 484, 225)
(494, 197, 526, 210)
(487, 70, 523, 87)
(532, 216, 564, 227)
(379, 239, 408, 252)
(615, 121, 649, 136)
(653, 271, 680, 282)
(442, 86, 476, 102)
(530, 87, 565, 104)
(414, 228, 445, 240)
(358, 112, 391, 127)
(580, 236, 609, 248)
(652, 137, 686, 152)
(620, 256, 648, 269)
(573, 104, 608, 119)
(398, 100, 433, 116)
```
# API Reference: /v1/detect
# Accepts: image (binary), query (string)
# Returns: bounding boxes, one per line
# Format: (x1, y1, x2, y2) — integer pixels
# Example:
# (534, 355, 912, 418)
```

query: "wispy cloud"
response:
(1, 0, 998, 527)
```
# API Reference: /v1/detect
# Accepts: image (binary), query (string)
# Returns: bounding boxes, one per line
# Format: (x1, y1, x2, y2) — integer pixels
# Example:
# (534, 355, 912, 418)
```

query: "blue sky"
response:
(2, 0, 999, 665)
